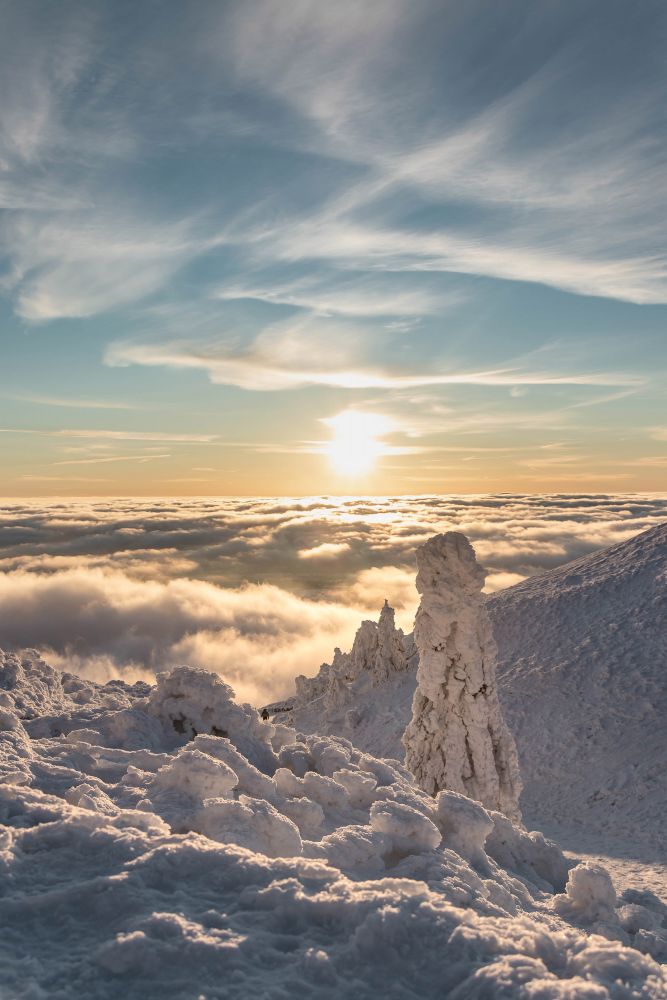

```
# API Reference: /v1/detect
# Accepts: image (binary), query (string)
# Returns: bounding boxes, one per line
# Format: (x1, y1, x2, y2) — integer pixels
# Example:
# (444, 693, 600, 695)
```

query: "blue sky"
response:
(1, 0, 666, 494)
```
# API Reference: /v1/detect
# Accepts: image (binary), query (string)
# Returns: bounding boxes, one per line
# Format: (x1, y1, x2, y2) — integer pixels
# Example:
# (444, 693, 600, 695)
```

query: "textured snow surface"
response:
(282, 523, 667, 895)
(2, 654, 666, 998)
(403, 532, 522, 820)
(488, 522, 667, 862)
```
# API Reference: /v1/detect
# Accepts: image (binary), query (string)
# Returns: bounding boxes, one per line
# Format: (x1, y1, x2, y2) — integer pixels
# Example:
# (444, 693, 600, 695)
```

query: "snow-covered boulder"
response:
(370, 799, 442, 858)
(147, 665, 274, 772)
(434, 790, 494, 867)
(195, 795, 303, 857)
(555, 862, 618, 924)
(403, 532, 522, 822)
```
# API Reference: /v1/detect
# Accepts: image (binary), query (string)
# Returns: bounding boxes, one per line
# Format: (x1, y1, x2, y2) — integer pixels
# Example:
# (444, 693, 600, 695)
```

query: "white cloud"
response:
(298, 542, 351, 560)
(1, 393, 144, 410)
(52, 453, 171, 467)
(0, 428, 217, 442)
(105, 333, 639, 393)
(0, 495, 664, 701)
(484, 571, 528, 593)
(214, 274, 463, 319)
(1, 211, 206, 321)
(219, 3, 667, 304)
(0, 566, 362, 704)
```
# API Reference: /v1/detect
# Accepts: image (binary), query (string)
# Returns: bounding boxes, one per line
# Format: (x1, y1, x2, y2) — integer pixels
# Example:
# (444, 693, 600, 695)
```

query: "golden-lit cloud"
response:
(0, 496, 664, 703)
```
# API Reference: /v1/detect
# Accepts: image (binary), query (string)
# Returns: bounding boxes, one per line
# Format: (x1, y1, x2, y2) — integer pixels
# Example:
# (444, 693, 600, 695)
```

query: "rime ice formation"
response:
(293, 599, 410, 712)
(403, 532, 522, 822)
(2, 651, 666, 997)
(373, 599, 408, 683)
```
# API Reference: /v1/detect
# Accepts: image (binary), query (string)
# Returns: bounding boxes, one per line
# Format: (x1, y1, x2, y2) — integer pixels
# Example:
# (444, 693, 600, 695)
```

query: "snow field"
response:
(1, 651, 665, 998)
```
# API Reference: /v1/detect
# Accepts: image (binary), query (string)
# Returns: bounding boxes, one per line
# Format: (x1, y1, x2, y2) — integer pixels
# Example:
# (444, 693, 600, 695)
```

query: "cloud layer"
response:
(0, 495, 664, 702)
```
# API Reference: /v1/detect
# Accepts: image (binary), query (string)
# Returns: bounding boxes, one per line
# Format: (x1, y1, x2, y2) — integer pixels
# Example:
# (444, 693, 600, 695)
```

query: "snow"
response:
(403, 532, 522, 821)
(2, 651, 666, 997)
(487, 522, 667, 880)
(284, 522, 667, 900)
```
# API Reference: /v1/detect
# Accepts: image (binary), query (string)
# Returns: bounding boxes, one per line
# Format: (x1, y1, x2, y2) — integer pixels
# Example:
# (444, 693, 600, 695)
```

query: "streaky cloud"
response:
(105, 338, 641, 392)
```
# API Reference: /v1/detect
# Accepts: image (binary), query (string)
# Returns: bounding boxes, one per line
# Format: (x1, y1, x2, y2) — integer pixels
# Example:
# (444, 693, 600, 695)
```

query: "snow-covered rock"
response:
(373, 599, 408, 683)
(434, 790, 494, 866)
(555, 862, 618, 924)
(147, 665, 275, 772)
(403, 532, 522, 821)
(293, 599, 410, 711)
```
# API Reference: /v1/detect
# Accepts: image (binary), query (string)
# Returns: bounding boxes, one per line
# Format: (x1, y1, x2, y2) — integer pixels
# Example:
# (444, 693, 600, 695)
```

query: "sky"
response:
(1, 0, 666, 495)
(1, 494, 664, 701)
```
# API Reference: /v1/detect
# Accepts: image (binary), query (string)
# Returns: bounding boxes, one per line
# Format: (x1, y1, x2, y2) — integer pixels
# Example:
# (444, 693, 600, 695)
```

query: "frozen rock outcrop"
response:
(293, 602, 409, 709)
(348, 621, 377, 679)
(554, 862, 618, 924)
(294, 660, 331, 706)
(372, 600, 408, 684)
(402, 532, 522, 822)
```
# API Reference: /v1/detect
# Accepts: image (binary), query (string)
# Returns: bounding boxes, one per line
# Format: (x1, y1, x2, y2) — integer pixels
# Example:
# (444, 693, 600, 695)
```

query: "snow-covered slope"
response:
(284, 523, 667, 885)
(489, 520, 667, 861)
(2, 653, 666, 997)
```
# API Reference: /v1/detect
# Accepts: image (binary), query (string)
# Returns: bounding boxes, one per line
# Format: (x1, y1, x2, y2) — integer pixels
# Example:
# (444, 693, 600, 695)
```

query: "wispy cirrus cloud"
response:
(213, 273, 465, 319)
(0, 428, 218, 442)
(1, 211, 209, 321)
(2, 0, 667, 329)
(105, 332, 641, 393)
(51, 453, 171, 467)
(0, 1, 665, 496)
(217, 0, 667, 304)
(1, 393, 144, 410)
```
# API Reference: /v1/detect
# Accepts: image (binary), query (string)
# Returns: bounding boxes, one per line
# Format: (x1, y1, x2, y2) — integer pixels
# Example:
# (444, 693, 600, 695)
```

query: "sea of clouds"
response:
(0, 494, 664, 704)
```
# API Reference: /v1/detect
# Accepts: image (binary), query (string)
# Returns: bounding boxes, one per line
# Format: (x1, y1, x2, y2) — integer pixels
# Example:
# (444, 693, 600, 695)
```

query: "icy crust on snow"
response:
(403, 533, 522, 822)
(1, 656, 666, 998)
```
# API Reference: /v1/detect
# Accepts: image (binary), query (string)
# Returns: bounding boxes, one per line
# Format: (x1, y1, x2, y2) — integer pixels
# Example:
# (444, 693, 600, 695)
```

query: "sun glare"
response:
(323, 411, 394, 477)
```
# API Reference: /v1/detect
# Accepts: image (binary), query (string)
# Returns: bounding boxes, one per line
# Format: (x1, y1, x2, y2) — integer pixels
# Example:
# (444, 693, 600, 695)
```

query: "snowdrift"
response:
(1, 651, 666, 998)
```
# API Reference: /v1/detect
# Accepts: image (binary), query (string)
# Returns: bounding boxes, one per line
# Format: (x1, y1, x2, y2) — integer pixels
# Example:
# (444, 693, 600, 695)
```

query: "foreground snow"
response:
(1, 653, 666, 998)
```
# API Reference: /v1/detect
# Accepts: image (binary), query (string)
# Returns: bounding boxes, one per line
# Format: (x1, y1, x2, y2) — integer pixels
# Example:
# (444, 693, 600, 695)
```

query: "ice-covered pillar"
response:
(373, 600, 407, 684)
(402, 532, 522, 822)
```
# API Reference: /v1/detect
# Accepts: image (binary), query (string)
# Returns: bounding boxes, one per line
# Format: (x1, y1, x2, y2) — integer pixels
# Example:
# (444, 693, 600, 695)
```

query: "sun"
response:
(323, 410, 394, 477)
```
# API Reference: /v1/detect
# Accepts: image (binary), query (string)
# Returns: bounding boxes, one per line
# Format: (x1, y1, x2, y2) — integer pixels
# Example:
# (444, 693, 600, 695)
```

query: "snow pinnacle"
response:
(402, 532, 522, 822)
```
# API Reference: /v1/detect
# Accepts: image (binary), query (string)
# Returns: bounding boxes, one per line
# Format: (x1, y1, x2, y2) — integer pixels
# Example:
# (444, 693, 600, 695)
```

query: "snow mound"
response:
(1, 655, 666, 997)
(147, 664, 275, 771)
